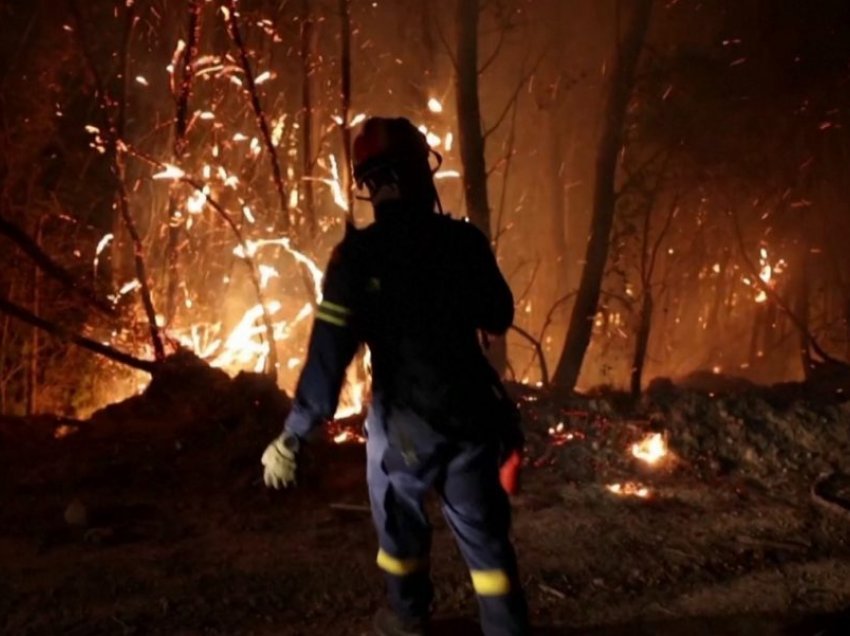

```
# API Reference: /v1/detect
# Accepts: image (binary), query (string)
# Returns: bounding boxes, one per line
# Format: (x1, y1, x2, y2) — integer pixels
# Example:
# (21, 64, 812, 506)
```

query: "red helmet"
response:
(353, 117, 432, 188)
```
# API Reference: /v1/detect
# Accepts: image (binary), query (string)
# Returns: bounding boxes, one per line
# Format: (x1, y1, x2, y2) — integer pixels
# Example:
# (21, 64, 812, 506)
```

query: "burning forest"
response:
(2, 0, 850, 634)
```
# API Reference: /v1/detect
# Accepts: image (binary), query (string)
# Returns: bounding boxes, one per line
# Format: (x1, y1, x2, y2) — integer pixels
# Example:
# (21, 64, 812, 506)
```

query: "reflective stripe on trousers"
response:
(366, 407, 529, 636)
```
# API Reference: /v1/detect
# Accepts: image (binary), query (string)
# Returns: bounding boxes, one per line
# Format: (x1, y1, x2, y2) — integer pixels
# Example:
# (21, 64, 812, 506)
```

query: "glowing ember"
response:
(631, 432, 668, 465)
(427, 97, 444, 113)
(54, 424, 79, 439)
(606, 482, 651, 498)
(547, 422, 580, 446)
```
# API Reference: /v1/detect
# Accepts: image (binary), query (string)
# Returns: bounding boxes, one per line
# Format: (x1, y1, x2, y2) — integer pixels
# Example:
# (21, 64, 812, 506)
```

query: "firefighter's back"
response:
(354, 211, 511, 433)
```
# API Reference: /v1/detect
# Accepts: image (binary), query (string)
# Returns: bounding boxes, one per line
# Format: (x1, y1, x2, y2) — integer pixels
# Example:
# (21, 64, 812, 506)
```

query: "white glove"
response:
(261, 432, 299, 489)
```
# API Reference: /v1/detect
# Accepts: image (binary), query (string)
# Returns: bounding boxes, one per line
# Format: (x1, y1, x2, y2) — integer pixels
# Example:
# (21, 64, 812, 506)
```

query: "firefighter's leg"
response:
(367, 415, 435, 623)
(438, 441, 529, 636)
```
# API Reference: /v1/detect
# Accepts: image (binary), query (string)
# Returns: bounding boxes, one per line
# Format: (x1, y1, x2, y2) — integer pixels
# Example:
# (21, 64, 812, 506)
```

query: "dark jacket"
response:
(284, 211, 515, 441)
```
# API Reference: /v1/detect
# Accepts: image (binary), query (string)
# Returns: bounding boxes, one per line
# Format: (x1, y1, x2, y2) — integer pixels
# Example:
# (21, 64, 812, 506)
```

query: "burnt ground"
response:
(2, 359, 850, 635)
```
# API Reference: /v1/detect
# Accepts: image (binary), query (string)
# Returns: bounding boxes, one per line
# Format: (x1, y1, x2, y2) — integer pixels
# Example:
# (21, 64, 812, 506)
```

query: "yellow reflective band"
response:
(316, 311, 347, 327)
(319, 300, 352, 316)
(470, 569, 511, 596)
(376, 549, 424, 576)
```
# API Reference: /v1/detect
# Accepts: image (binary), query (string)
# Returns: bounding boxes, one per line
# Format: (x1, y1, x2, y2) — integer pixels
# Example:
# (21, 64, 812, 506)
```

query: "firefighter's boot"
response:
(372, 607, 428, 636)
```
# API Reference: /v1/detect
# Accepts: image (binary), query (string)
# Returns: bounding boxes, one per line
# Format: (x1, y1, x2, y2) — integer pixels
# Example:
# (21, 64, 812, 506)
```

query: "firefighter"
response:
(261, 117, 529, 636)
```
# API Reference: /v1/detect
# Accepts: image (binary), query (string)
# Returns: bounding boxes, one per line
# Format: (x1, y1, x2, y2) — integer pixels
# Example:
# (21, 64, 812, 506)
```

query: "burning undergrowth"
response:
(516, 376, 850, 500)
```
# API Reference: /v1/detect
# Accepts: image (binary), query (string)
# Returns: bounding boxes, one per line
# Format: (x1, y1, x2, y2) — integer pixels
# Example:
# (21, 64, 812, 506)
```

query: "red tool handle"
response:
(499, 450, 522, 495)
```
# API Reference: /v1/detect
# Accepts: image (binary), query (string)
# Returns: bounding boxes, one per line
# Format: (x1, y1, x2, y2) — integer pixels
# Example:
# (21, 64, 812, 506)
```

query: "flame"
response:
(606, 482, 651, 498)
(90, 72, 465, 423)
(631, 432, 668, 465)
(334, 347, 371, 420)
(745, 246, 785, 304)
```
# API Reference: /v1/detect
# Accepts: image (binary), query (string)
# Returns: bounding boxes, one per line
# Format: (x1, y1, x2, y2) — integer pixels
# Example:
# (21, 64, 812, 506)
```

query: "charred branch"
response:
(0, 212, 114, 316)
(125, 146, 280, 379)
(0, 295, 155, 374)
(67, 0, 165, 362)
(164, 0, 202, 325)
(225, 0, 290, 233)
(339, 0, 355, 224)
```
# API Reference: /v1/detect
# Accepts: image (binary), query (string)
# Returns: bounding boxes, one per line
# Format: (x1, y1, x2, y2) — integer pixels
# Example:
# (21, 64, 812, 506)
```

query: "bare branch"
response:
(510, 324, 549, 387)
(0, 212, 114, 316)
(124, 145, 280, 377)
(68, 0, 165, 362)
(483, 49, 546, 140)
(729, 207, 842, 366)
(225, 0, 290, 232)
(478, 27, 505, 75)
(0, 295, 155, 374)
(434, 8, 458, 71)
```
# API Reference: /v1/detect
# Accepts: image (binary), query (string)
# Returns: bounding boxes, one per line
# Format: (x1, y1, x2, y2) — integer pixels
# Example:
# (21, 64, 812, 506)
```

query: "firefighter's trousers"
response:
(365, 405, 529, 636)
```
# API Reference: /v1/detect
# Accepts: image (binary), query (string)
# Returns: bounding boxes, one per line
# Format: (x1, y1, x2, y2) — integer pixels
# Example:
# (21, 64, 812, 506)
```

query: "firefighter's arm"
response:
(283, 311, 359, 439)
(262, 241, 360, 489)
(284, 240, 361, 440)
(466, 225, 514, 335)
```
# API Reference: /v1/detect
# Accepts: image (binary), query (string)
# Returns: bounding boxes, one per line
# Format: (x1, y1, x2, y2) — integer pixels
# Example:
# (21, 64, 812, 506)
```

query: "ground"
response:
(2, 360, 850, 635)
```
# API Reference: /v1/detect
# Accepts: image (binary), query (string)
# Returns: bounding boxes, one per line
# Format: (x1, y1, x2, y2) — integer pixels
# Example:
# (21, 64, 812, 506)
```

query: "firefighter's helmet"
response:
(353, 117, 434, 189)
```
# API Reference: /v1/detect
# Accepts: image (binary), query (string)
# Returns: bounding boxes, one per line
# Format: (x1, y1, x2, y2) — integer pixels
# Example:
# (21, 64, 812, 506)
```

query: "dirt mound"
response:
(88, 349, 291, 439)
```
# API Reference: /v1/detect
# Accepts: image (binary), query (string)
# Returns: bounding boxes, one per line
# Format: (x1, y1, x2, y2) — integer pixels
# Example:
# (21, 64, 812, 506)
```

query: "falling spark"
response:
(153, 164, 186, 180)
(427, 97, 444, 113)
(255, 71, 272, 85)
(93, 233, 114, 277)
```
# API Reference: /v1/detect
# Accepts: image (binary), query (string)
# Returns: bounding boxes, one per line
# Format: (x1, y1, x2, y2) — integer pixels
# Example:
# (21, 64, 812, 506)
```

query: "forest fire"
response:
(6, 1, 850, 634)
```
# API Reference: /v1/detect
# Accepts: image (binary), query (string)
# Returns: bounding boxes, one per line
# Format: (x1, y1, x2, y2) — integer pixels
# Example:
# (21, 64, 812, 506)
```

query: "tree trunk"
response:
(630, 292, 653, 397)
(164, 0, 200, 324)
(455, 0, 490, 235)
(27, 216, 43, 415)
(455, 0, 507, 373)
(339, 0, 354, 223)
(552, 0, 652, 390)
(300, 0, 317, 236)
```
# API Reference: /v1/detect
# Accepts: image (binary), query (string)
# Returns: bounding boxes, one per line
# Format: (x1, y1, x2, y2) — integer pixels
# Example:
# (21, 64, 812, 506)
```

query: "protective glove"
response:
(261, 431, 300, 489)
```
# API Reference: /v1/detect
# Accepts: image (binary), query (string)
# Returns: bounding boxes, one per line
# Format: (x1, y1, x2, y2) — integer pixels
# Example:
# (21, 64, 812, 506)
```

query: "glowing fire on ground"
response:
(547, 421, 583, 446)
(606, 482, 651, 498)
(631, 432, 669, 465)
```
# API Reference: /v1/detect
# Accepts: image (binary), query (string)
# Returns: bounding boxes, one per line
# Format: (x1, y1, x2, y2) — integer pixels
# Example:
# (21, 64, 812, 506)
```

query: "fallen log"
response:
(0, 295, 155, 373)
